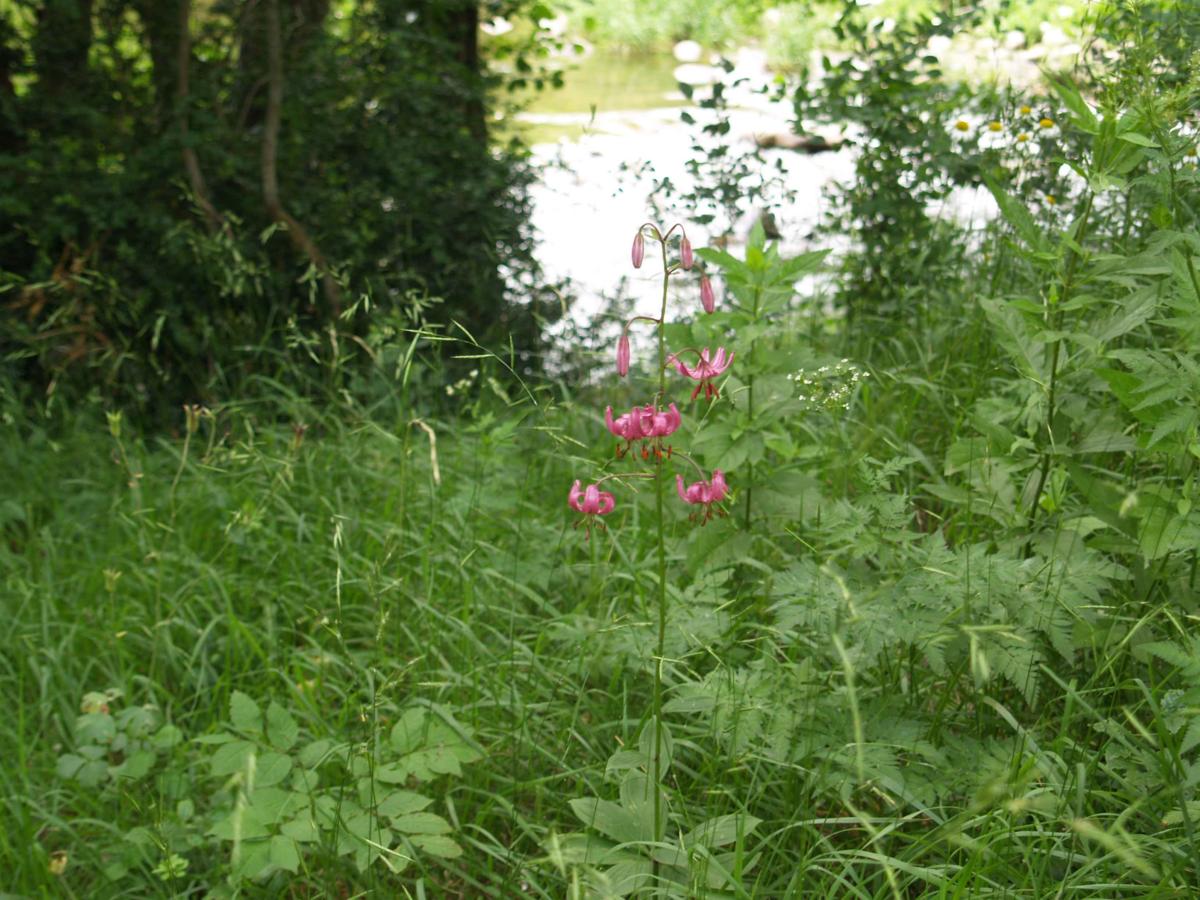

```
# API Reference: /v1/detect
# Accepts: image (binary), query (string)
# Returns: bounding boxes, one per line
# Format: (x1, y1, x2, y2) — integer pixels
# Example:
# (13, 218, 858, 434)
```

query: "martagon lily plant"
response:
(567, 222, 735, 879)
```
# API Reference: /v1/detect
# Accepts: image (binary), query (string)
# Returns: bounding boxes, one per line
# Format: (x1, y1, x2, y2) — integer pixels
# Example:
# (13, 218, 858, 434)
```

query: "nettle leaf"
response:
(266, 702, 299, 752)
(229, 691, 263, 735)
(569, 798, 645, 844)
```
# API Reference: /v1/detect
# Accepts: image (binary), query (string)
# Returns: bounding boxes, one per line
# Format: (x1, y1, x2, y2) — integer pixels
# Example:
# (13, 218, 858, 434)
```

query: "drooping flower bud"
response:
(700, 275, 715, 314)
(680, 236, 694, 270)
(616, 331, 630, 377)
(631, 230, 645, 268)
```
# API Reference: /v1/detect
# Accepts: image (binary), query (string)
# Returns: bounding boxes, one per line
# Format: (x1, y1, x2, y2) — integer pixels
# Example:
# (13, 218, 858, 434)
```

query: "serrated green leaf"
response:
(266, 702, 299, 752)
(229, 691, 262, 735)
(210, 739, 256, 776)
(254, 751, 293, 788)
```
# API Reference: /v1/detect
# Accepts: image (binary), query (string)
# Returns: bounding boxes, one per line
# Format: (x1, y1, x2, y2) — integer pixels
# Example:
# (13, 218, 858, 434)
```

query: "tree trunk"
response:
(176, 0, 224, 233)
(261, 0, 341, 315)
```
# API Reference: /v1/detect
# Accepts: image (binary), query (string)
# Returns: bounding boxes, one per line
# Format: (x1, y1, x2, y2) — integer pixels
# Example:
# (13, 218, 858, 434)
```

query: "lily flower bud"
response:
(700, 275, 715, 313)
(616, 331, 630, 377)
(631, 230, 645, 268)
(680, 236, 694, 270)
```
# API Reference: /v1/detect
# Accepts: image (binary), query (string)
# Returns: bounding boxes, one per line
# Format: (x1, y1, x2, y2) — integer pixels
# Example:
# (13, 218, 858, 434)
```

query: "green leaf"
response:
(280, 815, 320, 843)
(210, 739, 256, 776)
(266, 702, 299, 752)
(152, 724, 183, 750)
(409, 834, 463, 859)
(984, 181, 1047, 256)
(569, 798, 644, 844)
(683, 814, 762, 849)
(377, 790, 433, 819)
(390, 812, 452, 835)
(255, 751, 293, 788)
(229, 691, 263, 735)
(298, 738, 333, 768)
(113, 749, 156, 781)
(269, 835, 300, 873)
(637, 717, 673, 777)
(1050, 77, 1098, 133)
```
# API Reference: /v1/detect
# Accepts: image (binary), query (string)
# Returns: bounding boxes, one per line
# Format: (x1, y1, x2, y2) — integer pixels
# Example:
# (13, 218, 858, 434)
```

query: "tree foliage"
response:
(0, 0, 551, 417)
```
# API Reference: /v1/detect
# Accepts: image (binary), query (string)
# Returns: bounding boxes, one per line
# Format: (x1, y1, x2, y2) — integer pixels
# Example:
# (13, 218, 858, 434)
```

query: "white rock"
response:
(673, 40, 703, 63)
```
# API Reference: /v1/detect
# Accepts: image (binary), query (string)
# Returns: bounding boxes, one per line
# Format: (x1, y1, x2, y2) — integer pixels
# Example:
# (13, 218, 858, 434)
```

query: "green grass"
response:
(3, 307, 1197, 895)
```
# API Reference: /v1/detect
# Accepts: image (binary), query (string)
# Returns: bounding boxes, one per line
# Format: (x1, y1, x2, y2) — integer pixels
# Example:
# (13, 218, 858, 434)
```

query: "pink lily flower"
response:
(675, 469, 730, 523)
(569, 480, 615, 537)
(670, 347, 734, 400)
(605, 402, 681, 459)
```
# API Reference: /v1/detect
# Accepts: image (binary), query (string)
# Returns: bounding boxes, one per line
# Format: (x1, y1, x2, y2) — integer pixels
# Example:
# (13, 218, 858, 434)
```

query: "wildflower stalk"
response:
(1024, 192, 1093, 551)
(743, 279, 763, 529)
(652, 234, 670, 872)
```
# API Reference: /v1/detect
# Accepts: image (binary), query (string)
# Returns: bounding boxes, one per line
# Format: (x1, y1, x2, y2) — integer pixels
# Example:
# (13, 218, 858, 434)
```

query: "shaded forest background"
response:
(0, 0, 559, 418)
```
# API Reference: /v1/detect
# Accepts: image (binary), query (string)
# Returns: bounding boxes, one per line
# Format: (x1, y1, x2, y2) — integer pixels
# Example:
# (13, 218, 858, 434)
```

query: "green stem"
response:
(652, 234, 670, 881)
(1024, 193, 1094, 551)
(743, 282, 762, 529)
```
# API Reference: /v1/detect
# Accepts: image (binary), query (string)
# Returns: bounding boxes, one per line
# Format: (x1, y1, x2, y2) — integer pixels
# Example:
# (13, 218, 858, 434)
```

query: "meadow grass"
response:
(3, 292, 1197, 896)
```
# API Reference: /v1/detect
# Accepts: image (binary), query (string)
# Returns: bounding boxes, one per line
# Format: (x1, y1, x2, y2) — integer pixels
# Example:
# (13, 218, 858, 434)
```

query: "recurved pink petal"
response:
(582, 484, 602, 515)
(568, 480, 584, 512)
(597, 491, 615, 515)
(676, 474, 688, 503)
(711, 470, 728, 501)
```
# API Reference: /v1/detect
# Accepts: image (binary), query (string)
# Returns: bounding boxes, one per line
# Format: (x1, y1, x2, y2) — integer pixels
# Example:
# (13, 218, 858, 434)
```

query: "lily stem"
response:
(652, 234, 670, 885)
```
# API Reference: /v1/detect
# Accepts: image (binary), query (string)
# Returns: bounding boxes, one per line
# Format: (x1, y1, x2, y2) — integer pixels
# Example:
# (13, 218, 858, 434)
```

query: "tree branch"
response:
(261, 0, 341, 315)
(177, 0, 224, 234)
